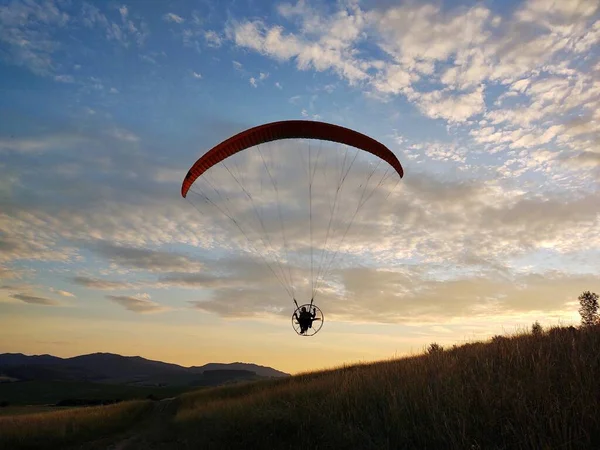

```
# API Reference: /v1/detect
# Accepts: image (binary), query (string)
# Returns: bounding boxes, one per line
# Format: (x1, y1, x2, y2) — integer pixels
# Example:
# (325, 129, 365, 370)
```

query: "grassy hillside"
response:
(1, 325, 599, 450)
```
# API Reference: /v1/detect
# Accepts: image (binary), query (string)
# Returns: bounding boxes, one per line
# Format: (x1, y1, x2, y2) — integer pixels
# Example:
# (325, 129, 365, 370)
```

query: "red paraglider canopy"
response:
(181, 120, 404, 198)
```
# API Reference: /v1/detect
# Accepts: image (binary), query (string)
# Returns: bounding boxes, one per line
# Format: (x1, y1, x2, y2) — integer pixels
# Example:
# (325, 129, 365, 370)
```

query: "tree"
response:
(578, 291, 599, 327)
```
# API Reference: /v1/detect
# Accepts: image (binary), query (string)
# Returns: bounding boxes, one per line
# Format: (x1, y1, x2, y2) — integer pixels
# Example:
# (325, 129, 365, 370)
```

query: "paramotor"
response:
(181, 120, 404, 336)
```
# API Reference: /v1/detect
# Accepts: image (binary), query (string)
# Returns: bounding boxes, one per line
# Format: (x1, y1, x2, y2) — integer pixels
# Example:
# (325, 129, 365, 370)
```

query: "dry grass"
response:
(171, 325, 600, 449)
(0, 406, 75, 417)
(0, 400, 152, 450)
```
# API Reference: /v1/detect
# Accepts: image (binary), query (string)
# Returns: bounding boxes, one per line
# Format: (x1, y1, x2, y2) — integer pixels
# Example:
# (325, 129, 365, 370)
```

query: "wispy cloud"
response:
(11, 293, 61, 306)
(87, 241, 205, 273)
(107, 293, 169, 313)
(72, 276, 134, 290)
(204, 30, 223, 47)
(49, 288, 75, 297)
(81, 3, 149, 48)
(164, 13, 185, 24)
(0, 0, 69, 75)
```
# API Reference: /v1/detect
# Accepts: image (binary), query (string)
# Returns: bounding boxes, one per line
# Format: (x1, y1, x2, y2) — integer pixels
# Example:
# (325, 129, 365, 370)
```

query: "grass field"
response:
(0, 400, 152, 450)
(0, 406, 75, 417)
(0, 380, 199, 406)
(1, 324, 599, 449)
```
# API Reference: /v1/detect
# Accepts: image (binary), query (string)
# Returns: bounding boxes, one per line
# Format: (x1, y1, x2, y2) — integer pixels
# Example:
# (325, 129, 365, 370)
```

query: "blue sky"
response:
(1, 0, 599, 374)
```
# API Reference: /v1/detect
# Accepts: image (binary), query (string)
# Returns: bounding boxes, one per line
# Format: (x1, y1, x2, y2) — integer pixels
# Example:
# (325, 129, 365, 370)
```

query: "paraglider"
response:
(181, 120, 404, 336)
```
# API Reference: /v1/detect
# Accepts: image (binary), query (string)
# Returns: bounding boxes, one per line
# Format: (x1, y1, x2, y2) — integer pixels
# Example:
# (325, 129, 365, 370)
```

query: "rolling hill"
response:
(0, 352, 290, 387)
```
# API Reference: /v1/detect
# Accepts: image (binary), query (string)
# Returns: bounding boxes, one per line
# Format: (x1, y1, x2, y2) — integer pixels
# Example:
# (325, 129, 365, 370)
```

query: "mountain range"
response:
(0, 352, 290, 387)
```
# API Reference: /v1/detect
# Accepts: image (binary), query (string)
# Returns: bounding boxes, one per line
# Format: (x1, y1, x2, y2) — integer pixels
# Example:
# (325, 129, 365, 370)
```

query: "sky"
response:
(0, 0, 599, 375)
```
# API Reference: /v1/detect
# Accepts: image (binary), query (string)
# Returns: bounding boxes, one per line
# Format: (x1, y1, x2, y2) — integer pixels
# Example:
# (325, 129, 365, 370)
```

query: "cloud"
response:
(370, 3, 492, 70)
(0, 218, 79, 263)
(331, 267, 595, 322)
(0, 133, 89, 154)
(0, 1, 153, 77)
(566, 151, 600, 169)
(226, 0, 599, 131)
(164, 13, 185, 24)
(408, 86, 486, 123)
(0, 266, 20, 280)
(249, 72, 268, 87)
(204, 30, 222, 47)
(81, 3, 149, 48)
(54, 74, 74, 83)
(186, 261, 596, 323)
(108, 127, 140, 143)
(49, 288, 75, 297)
(2, 118, 598, 326)
(107, 294, 169, 313)
(11, 293, 61, 306)
(0, 0, 69, 75)
(227, 7, 371, 85)
(72, 276, 133, 290)
(5, 123, 600, 317)
(87, 241, 205, 273)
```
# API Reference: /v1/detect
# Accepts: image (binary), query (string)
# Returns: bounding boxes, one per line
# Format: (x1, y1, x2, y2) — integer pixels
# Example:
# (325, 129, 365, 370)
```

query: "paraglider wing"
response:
(181, 120, 404, 198)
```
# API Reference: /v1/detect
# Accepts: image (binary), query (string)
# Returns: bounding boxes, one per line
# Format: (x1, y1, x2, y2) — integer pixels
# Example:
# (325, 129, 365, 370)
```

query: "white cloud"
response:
(0, 0, 69, 75)
(81, 3, 148, 48)
(410, 86, 486, 123)
(54, 74, 74, 83)
(73, 276, 134, 290)
(51, 288, 75, 297)
(0, 133, 89, 154)
(228, 14, 371, 85)
(109, 128, 140, 143)
(163, 13, 184, 24)
(204, 30, 222, 47)
(370, 4, 492, 69)
(225, 0, 598, 132)
(107, 293, 169, 313)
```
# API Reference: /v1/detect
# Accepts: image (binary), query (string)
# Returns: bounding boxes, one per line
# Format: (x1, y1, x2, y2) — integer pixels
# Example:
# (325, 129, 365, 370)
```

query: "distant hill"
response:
(192, 362, 290, 378)
(0, 352, 290, 387)
(0, 353, 63, 367)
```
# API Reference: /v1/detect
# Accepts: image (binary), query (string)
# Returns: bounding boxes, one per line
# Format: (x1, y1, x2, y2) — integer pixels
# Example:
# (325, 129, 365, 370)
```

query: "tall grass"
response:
(0, 400, 152, 450)
(173, 325, 600, 449)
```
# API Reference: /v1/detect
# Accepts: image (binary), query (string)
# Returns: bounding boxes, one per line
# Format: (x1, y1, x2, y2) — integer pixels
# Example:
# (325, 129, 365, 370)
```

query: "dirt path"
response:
(110, 397, 180, 450)
(72, 397, 180, 450)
